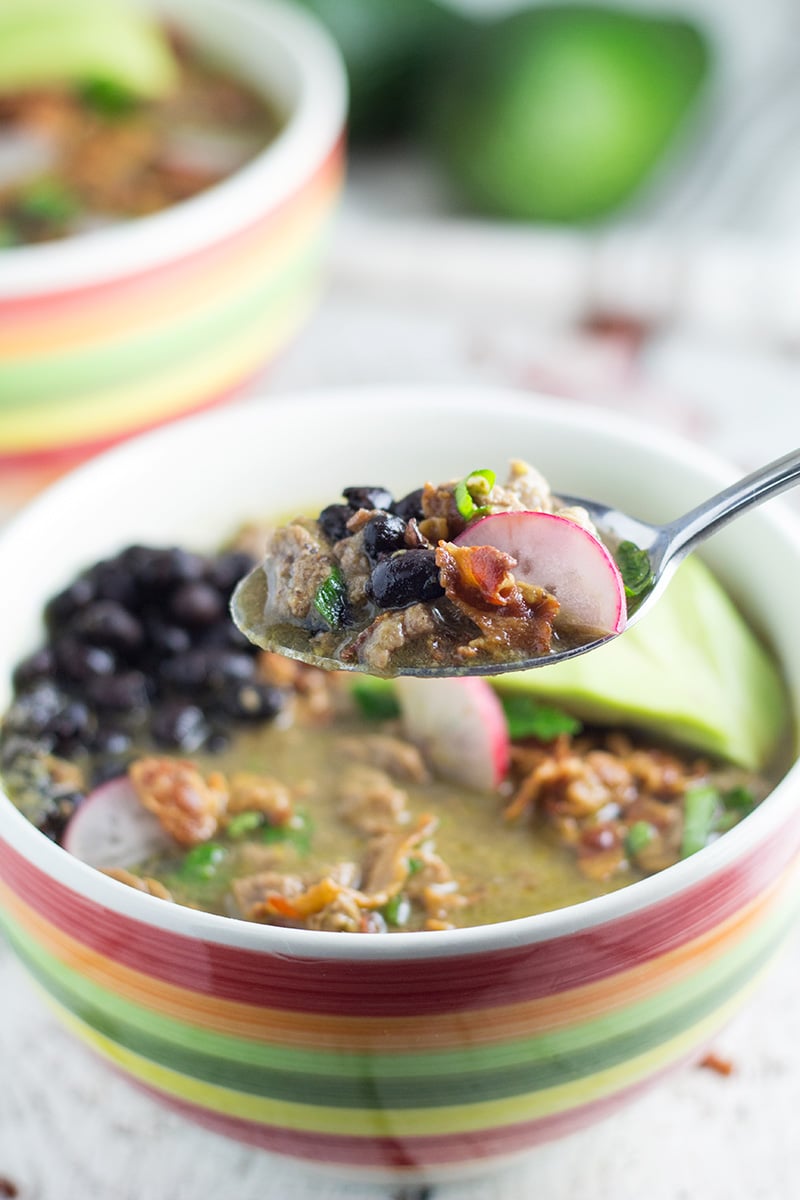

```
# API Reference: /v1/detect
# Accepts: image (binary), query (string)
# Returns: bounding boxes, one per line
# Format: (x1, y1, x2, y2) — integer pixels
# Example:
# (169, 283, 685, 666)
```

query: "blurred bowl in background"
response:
(0, 0, 347, 493)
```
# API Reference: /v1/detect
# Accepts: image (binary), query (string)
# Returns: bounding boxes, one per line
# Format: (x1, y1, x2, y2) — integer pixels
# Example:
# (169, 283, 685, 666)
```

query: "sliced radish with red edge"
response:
(395, 676, 509, 792)
(63, 777, 172, 869)
(455, 511, 626, 636)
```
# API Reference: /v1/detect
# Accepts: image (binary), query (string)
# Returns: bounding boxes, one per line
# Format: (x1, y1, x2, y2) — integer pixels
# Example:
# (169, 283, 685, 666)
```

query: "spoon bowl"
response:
(231, 446, 800, 677)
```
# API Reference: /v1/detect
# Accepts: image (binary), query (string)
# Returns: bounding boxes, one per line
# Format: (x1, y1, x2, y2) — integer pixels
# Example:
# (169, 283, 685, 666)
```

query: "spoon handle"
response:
(663, 446, 800, 562)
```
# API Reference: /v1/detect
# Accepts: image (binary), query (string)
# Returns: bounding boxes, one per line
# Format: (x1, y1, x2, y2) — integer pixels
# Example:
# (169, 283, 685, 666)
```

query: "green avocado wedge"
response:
(493, 557, 788, 772)
(427, 4, 710, 222)
(0, 0, 178, 99)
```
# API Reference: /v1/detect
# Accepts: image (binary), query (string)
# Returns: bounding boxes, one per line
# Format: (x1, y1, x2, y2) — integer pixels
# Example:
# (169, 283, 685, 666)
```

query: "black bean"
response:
(368, 550, 444, 609)
(318, 503, 353, 544)
(39, 793, 84, 843)
(90, 757, 131, 788)
(12, 647, 56, 690)
(133, 547, 206, 594)
(90, 726, 133, 756)
(86, 670, 149, 713)
(150, 700, 210, 751)
(54, 637, 116, 683)
(362, 513, 408, 562)
(208, 550, 255, 596)
(159, 647, 255, 693)
(205, 728, 232, 754)
(143, 617, 193, 657)
(4, 683, 66, 738)
(47, 699, 93, 743)
(391, 487, 425, 522)
(85, 558, 139, 608)
(342, 486, 394, 511)
(71, 601, 144, 655)
(216, 682, 283, 721)
(170, 581, 225, 627)
(44, 577, 95, 631)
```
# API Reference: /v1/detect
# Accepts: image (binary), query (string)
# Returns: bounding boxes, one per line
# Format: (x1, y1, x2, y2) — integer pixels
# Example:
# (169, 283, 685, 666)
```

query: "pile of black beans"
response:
(0, 544, 283, 840)
(318, 485, 446, 613)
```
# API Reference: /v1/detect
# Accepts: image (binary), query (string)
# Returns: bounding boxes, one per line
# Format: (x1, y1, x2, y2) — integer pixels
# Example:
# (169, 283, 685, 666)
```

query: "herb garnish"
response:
(500, 693, 583, 741)
(615, 540, 654, 598)
(313, 566, 349, 629)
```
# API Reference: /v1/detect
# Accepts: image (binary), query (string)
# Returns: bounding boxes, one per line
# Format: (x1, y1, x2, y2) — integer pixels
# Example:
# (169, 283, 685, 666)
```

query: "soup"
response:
(0, 535, 776, 932)
(0, 28, 282, 246)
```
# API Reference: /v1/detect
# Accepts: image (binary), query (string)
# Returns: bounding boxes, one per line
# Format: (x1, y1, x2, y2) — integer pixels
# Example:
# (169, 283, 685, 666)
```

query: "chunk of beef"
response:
(332, 527, 372, 606)
(336, 764, 409, 835)
(337, 735, 430, 783)
(350, 603, 441, 673)
(263, 518, 336, 628)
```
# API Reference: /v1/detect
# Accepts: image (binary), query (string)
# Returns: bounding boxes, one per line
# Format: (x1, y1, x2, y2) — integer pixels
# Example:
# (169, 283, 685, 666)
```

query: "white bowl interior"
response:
(0, 0, 347, 295)
(0, 387, 798, 956)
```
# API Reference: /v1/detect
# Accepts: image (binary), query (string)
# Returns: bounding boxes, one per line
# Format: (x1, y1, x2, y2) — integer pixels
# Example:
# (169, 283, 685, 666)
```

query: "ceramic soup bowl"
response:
(0, 388, 797, 1183)
(0, 0, 346, 472)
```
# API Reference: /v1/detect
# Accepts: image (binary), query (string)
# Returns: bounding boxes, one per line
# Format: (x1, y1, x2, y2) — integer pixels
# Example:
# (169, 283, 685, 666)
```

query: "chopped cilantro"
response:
(382, 894, 411, 927)
(80, 77, 138, 117)
(16, 179, 79, 225)
(178, 842, 227, 881)
(262, 811, 312, 856)
(722, 785, 756, 814)
(500, 693, 582, 741)
(226, 811, 264, 839)
(351, 677, 400, 720)
(313, 566, 349, 630)
(625, 820, 655, 858)
(407, 856, 424, 876)
(615, 540, 654, 598)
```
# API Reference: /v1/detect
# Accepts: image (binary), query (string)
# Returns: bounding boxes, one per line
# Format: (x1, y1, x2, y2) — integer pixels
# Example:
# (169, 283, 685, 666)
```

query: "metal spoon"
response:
(231, 447, 800, 678)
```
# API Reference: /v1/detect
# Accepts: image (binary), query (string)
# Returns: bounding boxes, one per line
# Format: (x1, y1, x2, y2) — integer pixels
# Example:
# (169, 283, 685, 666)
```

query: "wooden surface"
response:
(1, 185, 800, 1199)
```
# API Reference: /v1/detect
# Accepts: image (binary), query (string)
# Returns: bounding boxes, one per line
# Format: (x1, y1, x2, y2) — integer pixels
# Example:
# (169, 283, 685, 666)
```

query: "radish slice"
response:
(455, 511, 626, 636)
(395, 676, 509, 791)
(63, 777, 172, 869)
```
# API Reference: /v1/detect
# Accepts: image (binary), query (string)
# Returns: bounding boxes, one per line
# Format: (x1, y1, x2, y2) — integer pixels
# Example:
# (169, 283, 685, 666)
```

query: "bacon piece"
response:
(435, 542, 559, 659)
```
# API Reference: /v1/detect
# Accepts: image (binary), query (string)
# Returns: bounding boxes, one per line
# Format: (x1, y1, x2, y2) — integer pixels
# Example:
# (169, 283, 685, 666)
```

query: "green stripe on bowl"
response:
(5, 904, 791, 1110)
(0, 229, 328, 408)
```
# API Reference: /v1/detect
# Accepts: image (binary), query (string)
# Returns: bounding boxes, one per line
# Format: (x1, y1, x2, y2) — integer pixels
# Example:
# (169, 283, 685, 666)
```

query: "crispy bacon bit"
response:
(226, 772, 293, 826)
(699, 1051, 734, 1077)
(102, 867, 174, 901)
(435, 542, 559, 660)
(361, 813, 438, 899)
(128, 757, 227, 847)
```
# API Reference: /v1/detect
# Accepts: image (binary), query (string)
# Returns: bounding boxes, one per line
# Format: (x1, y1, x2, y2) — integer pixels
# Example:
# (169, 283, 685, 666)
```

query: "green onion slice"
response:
(455, 468, 496, 521)
(681, 785, 719, 858)
(313, 566, 349, 630)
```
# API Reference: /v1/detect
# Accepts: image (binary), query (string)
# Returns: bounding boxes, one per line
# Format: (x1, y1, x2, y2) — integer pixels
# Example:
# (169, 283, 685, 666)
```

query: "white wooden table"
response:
(2, 188, 800, 1199)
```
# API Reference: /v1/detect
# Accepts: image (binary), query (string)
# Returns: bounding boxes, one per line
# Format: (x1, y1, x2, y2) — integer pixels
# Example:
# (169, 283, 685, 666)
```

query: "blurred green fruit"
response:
(294, 0, 462, 142)
(428, 4, 710, 222)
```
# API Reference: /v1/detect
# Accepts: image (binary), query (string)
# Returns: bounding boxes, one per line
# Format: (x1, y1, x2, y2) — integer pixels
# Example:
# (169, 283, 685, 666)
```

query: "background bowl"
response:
(0, 387, 798, 1183)
(0, 0, 346, 475)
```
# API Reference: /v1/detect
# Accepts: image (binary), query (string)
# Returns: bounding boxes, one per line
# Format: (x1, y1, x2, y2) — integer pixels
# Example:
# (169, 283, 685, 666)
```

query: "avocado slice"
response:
(0, 0, 178, 99)
(494, 557, 789, 771)
(427, 4, 710, 222)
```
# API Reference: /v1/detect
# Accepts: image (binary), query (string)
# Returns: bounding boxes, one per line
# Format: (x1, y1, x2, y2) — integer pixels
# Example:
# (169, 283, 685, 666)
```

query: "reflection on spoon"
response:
(231, 447, 800, 679)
